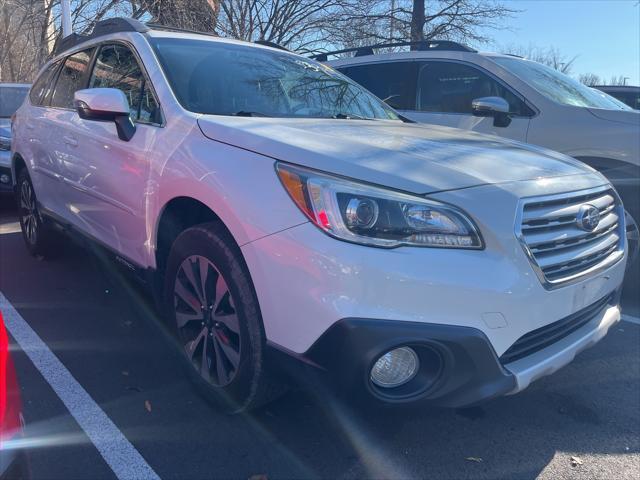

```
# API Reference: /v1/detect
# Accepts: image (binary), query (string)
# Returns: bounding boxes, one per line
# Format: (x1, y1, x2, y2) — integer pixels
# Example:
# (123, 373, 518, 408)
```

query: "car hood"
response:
(197, 116, 600, 194)
(587, 108, 640, 126)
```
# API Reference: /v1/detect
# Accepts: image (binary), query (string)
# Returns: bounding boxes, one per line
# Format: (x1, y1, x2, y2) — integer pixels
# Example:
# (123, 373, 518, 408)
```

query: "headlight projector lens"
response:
(345, 197, 379, 229)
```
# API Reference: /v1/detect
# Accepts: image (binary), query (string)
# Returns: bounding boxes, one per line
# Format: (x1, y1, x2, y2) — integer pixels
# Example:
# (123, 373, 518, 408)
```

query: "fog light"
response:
(370, 347, 419, 388)
(0, 174, 9, 184)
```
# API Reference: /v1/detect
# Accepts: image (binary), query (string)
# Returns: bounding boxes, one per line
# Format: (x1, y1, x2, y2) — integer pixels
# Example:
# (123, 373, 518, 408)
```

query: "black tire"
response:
(15, 169, 56, 257)
(163, 222, 283, 413)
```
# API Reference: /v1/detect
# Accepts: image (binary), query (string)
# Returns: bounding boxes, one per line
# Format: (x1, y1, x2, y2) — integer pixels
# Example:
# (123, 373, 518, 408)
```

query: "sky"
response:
(477, 0, 640, 85)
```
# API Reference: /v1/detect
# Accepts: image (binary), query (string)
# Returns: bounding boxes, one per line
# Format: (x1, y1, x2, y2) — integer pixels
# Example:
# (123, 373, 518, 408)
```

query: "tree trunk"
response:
(410, 0, 425, 48)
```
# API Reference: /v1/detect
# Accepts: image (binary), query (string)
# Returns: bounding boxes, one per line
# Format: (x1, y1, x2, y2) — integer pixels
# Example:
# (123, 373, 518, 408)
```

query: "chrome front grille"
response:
(517, 186, 625, 286)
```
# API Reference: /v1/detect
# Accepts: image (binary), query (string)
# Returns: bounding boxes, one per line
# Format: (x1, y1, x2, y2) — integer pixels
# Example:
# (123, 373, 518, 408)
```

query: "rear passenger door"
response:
(35, 49, 96, 219)
(22, 60, 62, 212)
(411, 61, 532, 141)
(60, 42, 162, 266)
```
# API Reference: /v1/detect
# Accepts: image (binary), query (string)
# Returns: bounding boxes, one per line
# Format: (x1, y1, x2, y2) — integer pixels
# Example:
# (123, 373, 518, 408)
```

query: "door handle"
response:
(63, 136, 78, 147)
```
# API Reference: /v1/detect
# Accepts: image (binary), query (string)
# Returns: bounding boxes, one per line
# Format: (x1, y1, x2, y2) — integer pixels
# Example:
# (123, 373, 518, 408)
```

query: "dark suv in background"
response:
(595, 85, 640, 110)
(0, 83, 30, 193)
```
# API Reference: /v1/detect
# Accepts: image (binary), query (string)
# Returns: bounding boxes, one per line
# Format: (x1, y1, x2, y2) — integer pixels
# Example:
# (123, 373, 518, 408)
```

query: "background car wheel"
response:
(163, 222, 283, 413)
(625, 210, 639, 268)
(15, 169, 56, 257)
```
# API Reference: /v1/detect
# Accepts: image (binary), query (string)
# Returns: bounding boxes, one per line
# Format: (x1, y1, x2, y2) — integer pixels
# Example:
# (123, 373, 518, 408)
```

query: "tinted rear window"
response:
(338, 62, 418, 110)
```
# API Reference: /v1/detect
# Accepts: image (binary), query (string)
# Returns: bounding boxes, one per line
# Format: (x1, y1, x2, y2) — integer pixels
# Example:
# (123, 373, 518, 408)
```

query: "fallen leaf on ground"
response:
(466, 457, 483, 463)
(570, 456, 583, 467)
(144, 400, 152, 412)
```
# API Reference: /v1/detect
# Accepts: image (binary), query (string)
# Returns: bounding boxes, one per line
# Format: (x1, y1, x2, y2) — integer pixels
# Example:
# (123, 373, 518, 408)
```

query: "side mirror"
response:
(472, 96, 511, 127)
(74, 88, 136, 141)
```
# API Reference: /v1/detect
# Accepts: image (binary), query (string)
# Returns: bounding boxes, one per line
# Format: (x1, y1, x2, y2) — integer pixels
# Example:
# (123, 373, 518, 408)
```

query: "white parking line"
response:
(621, 314, 640, 326)
(0, 292, 160, 480)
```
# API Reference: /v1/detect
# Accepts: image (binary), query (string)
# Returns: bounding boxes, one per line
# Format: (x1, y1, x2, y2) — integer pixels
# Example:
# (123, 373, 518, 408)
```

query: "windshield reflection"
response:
(151, 38, 400, 120)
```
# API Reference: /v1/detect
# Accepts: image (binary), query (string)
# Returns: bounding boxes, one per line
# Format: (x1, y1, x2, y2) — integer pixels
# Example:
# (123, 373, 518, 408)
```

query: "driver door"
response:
(407, 61, 532, 142)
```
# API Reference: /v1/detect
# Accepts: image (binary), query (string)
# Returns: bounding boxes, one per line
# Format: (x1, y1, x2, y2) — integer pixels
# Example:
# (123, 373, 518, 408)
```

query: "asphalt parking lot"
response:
(0, 198, 638, 480)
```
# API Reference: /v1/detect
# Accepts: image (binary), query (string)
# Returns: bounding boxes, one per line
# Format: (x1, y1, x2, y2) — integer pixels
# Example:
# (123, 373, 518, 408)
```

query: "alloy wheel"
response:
(19, 180, 38, 245)
(173, 255, 241, 387)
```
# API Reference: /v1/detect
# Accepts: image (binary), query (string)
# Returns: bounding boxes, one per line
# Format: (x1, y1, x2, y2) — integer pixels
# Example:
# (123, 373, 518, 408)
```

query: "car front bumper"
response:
(0, 150, 12, 192)
(267, 289, 620, 408)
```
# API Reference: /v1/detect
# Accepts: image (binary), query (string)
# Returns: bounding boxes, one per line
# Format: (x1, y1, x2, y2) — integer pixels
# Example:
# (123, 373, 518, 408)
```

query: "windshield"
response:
(150, 37, 399, 120)
(0, 85, 29, 117)
(492, 57, 632, 111)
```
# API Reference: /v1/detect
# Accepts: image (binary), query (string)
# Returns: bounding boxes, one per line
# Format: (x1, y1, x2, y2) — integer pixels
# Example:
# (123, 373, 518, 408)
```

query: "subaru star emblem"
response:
(577, 204, 600, 232)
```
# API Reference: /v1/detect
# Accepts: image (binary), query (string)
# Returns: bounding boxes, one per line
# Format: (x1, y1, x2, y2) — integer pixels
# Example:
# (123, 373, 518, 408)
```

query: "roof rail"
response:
(254, 40, 288, 51)
(53, 17, 149, 55)
(311, 40, 476, 62)
(145, 22, 216, 37)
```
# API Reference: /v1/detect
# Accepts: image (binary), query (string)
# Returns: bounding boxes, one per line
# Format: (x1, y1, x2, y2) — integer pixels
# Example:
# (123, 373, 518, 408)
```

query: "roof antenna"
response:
(61, 0, 72, 37)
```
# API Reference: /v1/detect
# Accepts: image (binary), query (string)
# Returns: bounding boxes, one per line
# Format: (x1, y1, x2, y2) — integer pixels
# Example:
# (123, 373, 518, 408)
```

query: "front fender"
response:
(149, 135, 307, 268)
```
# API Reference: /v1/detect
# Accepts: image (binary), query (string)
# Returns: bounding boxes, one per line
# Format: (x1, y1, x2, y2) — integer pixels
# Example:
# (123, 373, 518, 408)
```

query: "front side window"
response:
(50, 48, 95, 109)
(338, 62, 418, 110)
(89, 44, 160, 123)
(418, 61, 532, 116)
(492, 57, 632, 111)
(29, 62, 60, 106)
(150, 37, 399, 120)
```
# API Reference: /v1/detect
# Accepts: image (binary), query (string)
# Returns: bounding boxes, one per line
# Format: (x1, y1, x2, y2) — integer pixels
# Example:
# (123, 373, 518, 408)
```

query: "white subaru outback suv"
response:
(11, 19, 627, 412)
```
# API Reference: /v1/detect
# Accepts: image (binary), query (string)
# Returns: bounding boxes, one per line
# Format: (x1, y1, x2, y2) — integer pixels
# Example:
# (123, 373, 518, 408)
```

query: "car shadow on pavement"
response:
(253, 331, 639, 480)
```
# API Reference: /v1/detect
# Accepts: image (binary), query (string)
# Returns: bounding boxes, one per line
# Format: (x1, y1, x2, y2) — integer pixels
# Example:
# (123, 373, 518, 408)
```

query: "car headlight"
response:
(276, 163, 482, 248)
(0, 135, 10, 151)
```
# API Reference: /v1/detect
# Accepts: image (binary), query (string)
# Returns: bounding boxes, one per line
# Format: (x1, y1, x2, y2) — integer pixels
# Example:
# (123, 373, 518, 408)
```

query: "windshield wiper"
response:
(232, 111, 271, 117)
(397, 113, 416, 123)
(333, 112, 372, 120)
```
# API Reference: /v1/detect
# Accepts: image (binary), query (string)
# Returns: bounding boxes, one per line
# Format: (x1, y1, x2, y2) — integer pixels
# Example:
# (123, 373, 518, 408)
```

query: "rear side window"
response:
(29, 62, 60, 106)
(50, 48, 95, 109)
(418, 62, 533, 116)
(339, 62, 418, 110)
(89, 44, 160, 123)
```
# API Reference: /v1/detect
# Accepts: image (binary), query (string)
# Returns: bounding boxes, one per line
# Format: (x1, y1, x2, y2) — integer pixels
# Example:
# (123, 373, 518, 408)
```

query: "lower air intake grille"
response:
(500, 293, 614, 365)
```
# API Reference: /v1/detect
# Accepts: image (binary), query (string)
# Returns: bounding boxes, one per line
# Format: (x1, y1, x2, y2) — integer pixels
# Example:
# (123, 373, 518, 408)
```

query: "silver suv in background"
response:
(0, 83, 30, 193)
